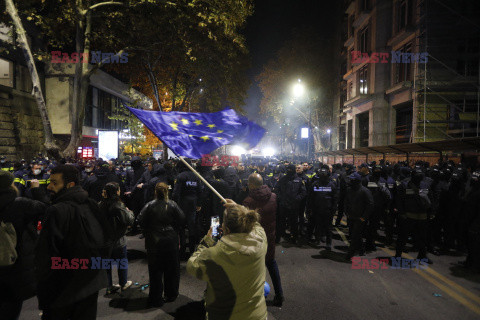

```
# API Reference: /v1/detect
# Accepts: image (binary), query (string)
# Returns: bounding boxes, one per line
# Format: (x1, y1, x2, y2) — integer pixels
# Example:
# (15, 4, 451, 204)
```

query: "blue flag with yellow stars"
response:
(126, 106, 266, 159)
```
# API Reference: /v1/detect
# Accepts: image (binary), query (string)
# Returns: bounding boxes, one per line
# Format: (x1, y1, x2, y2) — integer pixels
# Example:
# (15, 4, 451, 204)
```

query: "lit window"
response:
(359, 66, 368, 94)
(0, 58, 13, 88)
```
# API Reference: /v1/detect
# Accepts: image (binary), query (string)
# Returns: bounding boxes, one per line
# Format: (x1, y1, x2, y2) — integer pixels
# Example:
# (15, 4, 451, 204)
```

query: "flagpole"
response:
(174, 153, 227, 204)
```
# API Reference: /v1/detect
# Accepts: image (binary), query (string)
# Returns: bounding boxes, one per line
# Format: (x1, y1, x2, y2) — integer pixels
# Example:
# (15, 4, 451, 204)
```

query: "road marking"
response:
(411, 268, 480, 315)
(333, 221, 480, 315)
(334, 227, 349, 245)
(381, 246, 480, 309)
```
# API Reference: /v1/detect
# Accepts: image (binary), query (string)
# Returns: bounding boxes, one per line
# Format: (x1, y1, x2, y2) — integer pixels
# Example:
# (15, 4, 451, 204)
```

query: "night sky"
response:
(242, 0, 339, 119)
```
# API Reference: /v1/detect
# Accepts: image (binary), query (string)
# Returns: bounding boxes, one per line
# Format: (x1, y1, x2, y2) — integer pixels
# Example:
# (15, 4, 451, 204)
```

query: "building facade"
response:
(0, 22, 151, 160)
(334, 0, 480, 151)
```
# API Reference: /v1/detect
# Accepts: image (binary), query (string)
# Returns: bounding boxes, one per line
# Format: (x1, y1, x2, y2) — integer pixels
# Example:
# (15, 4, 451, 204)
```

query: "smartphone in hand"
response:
(211, 216, 220, 240)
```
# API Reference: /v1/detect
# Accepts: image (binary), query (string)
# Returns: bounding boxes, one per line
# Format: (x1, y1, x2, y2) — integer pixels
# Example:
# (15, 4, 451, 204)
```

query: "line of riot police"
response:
(3, 153, 479, 270)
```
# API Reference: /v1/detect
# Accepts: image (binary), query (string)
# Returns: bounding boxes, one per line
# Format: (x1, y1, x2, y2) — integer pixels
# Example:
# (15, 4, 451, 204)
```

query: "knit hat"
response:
(0, 171, 14, 191)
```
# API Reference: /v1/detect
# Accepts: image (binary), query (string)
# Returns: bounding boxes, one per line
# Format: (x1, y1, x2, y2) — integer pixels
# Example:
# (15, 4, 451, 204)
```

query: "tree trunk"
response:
(5, 0, 63, 159)
(163, 143, 168, 161)
(64, 8, 91, 158)
(144, 61, 162, 110)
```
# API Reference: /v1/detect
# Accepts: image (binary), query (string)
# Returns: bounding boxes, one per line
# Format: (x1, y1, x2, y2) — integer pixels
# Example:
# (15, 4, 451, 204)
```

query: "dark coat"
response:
(345, 185, 374, 220)
(0, 190, 46, 301)
(100, 200, 135, 248)
(144, 164, 168, 203)
(307, 178, 339, 216)
(83, 170, 123, 202)
(276, 173, 307, 209)
(35, 186, 109, 309)
(138, 199, 185, 253)
(125, 166, 145, 192)
(243, 185, 277, 261)
(173, 169, 203, 214)
(207, 178, 231, 219)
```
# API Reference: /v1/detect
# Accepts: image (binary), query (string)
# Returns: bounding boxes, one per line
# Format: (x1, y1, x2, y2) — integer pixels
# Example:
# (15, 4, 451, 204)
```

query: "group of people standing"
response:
(0, 153, 479, 320)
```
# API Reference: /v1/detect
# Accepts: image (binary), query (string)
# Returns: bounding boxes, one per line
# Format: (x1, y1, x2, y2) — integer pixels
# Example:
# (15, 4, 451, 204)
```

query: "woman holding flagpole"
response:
(187, 199, 268, 320)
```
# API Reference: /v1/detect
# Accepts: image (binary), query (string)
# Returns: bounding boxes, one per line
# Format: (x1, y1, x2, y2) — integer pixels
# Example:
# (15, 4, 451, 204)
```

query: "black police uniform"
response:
(345, 173, 374, 258)
(365, 177, 391, 251)
(275, 166, 307, 243)
(395, 173, 432, 261)
(173, 169, 203, 257)
(306, 170, 338, 248)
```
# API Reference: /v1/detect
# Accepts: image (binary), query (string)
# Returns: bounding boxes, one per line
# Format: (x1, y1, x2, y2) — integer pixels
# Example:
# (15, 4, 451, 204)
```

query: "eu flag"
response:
(126, 106, 266, 159)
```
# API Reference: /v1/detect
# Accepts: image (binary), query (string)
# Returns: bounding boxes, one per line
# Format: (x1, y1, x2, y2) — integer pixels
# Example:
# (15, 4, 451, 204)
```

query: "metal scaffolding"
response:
(413, 0, 480, 142)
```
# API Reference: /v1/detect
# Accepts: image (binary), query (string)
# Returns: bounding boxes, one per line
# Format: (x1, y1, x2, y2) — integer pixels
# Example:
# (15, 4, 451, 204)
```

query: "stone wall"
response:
(0, 88, 44, 161)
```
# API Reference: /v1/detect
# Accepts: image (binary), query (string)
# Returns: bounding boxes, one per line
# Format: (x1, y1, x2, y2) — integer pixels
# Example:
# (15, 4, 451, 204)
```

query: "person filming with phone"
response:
(187, 198, 268, 320)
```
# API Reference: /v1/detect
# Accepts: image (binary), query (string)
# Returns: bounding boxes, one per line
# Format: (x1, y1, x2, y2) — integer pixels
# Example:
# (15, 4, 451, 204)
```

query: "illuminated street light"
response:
(231, 145, 246, 156)
(263, 147, 275, 157)
(327, 129, 331, 134)
(301, 127, 309, 139)
(293, 80, 305, 97)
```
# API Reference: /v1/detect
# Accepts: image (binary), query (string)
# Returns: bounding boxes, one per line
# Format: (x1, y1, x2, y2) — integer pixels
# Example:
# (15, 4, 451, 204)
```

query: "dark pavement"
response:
(20, 224, 480, 320)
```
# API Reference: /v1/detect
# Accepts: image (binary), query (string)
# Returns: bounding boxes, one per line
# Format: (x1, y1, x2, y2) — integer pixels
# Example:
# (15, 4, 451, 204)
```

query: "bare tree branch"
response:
(89, 1, 124, 11)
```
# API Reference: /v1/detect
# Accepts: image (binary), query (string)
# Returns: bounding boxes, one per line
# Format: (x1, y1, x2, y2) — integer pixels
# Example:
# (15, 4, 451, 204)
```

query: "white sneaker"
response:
(122, 280, 133, 291)
(106, 284, 121, 294)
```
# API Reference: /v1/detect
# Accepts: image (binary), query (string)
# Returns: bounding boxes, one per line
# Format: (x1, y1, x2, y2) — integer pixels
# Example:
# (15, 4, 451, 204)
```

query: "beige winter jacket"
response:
(187, 222, 268, 320)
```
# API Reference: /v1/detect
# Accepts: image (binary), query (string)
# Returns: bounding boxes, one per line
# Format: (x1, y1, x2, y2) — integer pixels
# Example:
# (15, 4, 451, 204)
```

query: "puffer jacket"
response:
(187, 222, 268, 320)
(243, 185, 277, 261)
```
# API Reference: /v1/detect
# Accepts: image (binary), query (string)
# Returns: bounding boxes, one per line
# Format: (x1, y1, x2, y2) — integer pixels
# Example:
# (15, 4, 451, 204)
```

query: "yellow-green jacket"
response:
(187, 222, 268, 320)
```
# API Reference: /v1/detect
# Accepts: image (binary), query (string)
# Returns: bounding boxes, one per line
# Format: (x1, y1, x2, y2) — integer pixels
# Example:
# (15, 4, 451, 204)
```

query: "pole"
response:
(308, 106, 312, 160)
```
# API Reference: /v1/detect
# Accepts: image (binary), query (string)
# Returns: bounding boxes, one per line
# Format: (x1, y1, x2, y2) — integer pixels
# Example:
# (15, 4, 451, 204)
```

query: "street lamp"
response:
(292, 79, 305, 98)
(291, 79, 313, 160)
(327, 129, 332, 151)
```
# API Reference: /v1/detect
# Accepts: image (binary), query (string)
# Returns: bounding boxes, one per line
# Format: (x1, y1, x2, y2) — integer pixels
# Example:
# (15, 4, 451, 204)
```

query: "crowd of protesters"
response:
(0, 152, 479, 319)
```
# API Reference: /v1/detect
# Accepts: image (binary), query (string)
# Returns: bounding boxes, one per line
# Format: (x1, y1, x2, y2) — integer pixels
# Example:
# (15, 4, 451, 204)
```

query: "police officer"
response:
(461, 171, 480, 270)
(306, 167, 338, 249)
(275, 164, 307, 244)
(365, 166, 391, 251)
(296, 164, 309, 237)
(395, 169, 433, 264)
(445, 169, 466, 251)
(345, 172, 373, 260)
(379, 165, 397, 245)
(173, 159, 203, 259)
(24, 161, 50, 199)
(80, 161, 95, 187)
(12, 162, 26, 196)
(335, 164, 353, 227)
(0, 156, 13, 172)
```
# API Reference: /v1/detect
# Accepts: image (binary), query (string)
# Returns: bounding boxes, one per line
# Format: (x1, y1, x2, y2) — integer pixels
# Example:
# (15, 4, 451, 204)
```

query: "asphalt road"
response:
(20, 224, 480, 320)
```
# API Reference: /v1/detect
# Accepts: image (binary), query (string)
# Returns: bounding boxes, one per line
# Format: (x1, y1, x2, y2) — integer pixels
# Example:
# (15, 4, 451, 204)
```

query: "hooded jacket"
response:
(83, 169, 122, 202)
(35, 186, 109, 309)
(243, 185, 277, 261)
(187, 223, 268, 320)
(144, 164, 168, 203)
